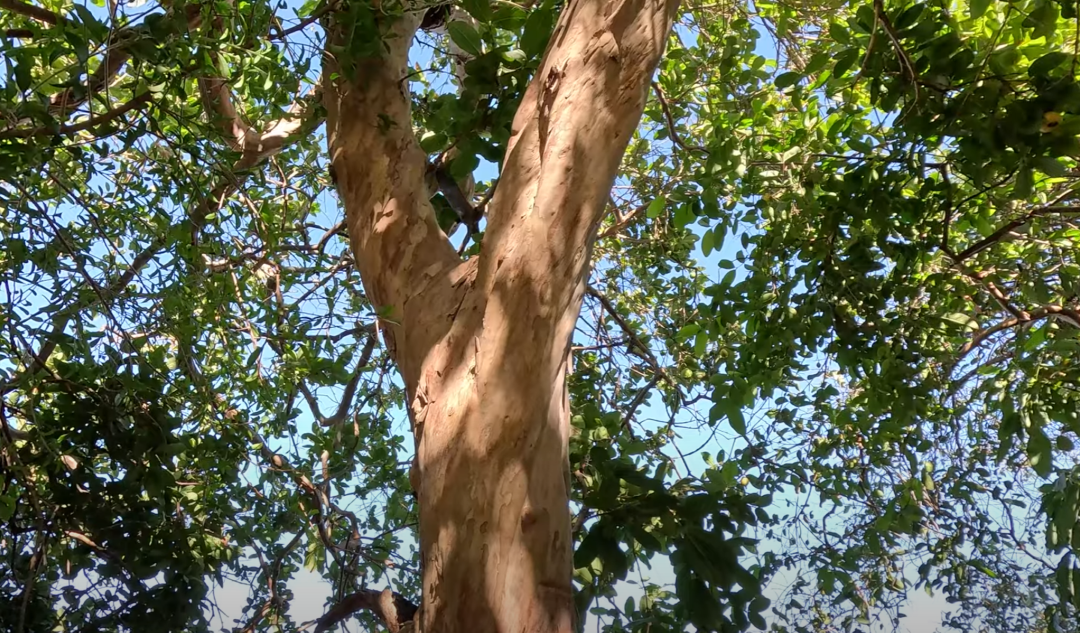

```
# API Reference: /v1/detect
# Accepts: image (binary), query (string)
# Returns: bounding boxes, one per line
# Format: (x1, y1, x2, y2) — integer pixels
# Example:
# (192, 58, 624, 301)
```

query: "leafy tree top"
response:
(1, 0, 1079, 630)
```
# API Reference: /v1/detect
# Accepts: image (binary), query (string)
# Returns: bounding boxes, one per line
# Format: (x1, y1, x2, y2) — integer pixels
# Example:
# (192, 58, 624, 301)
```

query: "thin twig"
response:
(954, 304, 1080, 369)
(271, 1, 335, 40)
(954, 206, 1080, 262)
(0, 92, 152, 140)
(651, 82, 709, 156)
(587, 286, 681, 397)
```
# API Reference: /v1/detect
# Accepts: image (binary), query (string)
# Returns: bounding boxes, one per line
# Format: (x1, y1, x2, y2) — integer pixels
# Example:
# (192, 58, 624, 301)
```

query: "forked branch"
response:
(955, 304, 1080, 367)
(312, 587, 418, 633)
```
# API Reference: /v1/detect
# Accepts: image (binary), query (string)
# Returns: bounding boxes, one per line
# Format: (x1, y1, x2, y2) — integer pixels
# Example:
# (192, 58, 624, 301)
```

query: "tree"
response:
(2, 0, 1080, 631)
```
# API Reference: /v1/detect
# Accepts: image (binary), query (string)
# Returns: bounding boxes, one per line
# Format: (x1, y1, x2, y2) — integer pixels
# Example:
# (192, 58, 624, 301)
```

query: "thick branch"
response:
(479, 0, 681, 314)
(320, 333, 378, 427)
(323, 12, 463, 381)
(0, 0, 63, 25)
(198, 61, 323, 165)
(313, 588, 417, 633)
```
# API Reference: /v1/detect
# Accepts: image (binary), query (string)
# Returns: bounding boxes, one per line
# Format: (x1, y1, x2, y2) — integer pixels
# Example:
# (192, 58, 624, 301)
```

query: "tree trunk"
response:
(322, 0, 679, 630)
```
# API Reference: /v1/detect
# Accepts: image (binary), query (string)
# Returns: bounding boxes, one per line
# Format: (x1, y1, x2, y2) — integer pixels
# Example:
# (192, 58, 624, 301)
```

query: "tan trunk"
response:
(322, 0, 679, 630)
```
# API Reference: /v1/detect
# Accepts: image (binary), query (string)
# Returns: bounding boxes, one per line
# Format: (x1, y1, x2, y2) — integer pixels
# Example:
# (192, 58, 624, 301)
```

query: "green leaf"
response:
(676, 323, 701, 341)
(774, 71, 802, 89)
(1027, 428, 1053, 478)
(673, 202, 695, 228)
(701, 227, 716, 256)
(14, 59, 32, 92)
(646, 196, 666, 218)
(0, 494, 14, 521)
(1033, 156, 1067, 177)
(721, 400, 746, 435)
(1028, 52, 1070, 77)
(942, 312, 979, 331)
(447, 21, 484, 57)
(971, 559, 998, 578)
(969, 0, 992, 19)
(832, 47, 861, 77)
(804, 53, 831, 75)
(461, 0, 493, 23)
(1013, 167, 1034, 200)
(828, 21, 850, 44)
(521, 8, 554, 58)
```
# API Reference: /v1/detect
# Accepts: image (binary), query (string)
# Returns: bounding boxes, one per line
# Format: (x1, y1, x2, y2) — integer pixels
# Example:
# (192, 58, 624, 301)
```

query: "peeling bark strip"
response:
(323, 0, 680, 630)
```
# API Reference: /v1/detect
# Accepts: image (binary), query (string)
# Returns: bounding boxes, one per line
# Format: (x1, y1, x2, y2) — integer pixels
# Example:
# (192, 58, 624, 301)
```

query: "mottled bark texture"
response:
(322, 0, 679, 629)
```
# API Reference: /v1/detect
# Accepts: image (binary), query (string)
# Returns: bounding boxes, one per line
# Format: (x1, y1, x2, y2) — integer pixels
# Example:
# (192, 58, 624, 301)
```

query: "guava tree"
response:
(2, 0, 1080, 630)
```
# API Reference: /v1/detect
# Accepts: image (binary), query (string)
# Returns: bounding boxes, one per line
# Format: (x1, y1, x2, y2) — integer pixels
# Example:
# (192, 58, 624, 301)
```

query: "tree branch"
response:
(954, 206, 1080, 262)
(955, 304, 1080, 366)
(322, 11, 464, 380)
(197, 3, 323, 162)
(321, 334, 378, 427)
(199, 72, 323, 167)
(651, 82, 708, 156)
(587, 286, 680, 397)
(270, 0, 334, 40)
(0, 0, 64, 26)
(46, 4, 202, 119)
(0, 92, 152, 140)
(598, 197, 648, 239)
(313, 588, 417, 633)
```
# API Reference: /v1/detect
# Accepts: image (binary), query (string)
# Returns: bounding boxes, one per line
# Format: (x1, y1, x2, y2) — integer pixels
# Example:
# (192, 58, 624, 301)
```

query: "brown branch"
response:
(270, 1, 334, 40)
(651, 82, 708, 156)
(937, 163, 954, 256)
(313, 588, 417, 633)
(954, 206, 1080, 262)
(204, 78, 324, 168)
(46, 4, 202, 119)
(623, 374, 660, 431)
(0, 0, 64, 25)
(4, 28, 35, 38)
(0, 92, 152, 140)
(598, 197, 648, 239)
(872, 0, 917, 86)
(587, 286, 680, 397)
(320, 333, 378, 426)
(197, 0, 323, 160)
(49, 48, 132, 118)
(955, 304, 1080, 366)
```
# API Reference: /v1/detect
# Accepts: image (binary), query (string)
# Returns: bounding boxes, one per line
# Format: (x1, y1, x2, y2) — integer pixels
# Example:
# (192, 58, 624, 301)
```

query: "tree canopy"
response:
(1, 0, 1080, 630)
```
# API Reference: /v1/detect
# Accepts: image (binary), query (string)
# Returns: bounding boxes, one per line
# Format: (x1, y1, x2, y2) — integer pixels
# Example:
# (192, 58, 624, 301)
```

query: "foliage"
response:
(2, 0, 1080, 630)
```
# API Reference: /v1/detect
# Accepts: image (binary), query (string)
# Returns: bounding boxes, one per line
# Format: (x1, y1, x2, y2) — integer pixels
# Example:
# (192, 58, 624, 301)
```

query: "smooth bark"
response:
(323, 0, 679, 629)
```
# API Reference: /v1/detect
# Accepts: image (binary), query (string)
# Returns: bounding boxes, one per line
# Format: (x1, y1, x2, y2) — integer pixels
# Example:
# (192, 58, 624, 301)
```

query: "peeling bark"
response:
(323, 0, 679, 629)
